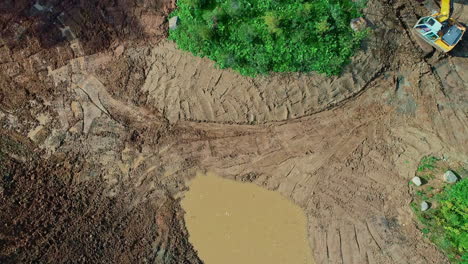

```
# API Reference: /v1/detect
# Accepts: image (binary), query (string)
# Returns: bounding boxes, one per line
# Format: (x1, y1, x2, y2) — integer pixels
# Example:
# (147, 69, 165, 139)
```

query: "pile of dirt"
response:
(0, 0, 175, 53)
(0, 132, 201, 264)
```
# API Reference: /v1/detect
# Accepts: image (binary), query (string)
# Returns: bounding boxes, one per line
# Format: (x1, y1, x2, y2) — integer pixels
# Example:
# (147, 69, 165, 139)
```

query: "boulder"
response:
(412, 176, 422, 186)
(350, 17, 367, 32)
(443, 170, 458, 183)
(169, 16, 179, 30)
(421, 201, 430, 211)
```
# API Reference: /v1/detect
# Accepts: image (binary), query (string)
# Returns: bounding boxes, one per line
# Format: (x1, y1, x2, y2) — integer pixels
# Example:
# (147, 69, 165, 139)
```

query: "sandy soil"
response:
(139, 40, 383, 123)
(0, 0, 467, 263)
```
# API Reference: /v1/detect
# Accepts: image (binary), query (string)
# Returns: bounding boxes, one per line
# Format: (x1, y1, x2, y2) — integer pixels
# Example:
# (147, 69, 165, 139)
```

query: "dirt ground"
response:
(0, 0, 467, 263)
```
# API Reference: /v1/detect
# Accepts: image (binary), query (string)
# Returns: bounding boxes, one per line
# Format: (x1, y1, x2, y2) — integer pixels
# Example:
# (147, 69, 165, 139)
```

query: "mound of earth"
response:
(0, 132, 201, 263)
(0, 0, 467, 263)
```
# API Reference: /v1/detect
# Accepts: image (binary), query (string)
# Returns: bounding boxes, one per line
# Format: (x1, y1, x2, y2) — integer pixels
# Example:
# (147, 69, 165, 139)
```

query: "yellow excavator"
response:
(413, 0, 466, 52)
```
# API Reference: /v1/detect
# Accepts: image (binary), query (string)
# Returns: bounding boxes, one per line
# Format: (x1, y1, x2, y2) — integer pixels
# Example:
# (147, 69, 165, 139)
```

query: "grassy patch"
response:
(417, 156, 440, 172)
(169, 0, 368, 76)
(410, 157, 467, 263)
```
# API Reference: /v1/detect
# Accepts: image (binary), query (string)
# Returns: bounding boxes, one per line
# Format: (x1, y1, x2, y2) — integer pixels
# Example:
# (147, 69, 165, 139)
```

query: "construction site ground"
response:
(0, 0, 467, 263)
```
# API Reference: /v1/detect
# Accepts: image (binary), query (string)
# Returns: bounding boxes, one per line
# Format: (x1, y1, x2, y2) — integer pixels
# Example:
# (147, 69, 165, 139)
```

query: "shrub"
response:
(418, 156, 440, 172)
(412, 177, 467, 263)
(264, 12, 282, 35)
(185, 0, 207, 8)
(436, 179, 467, 261)
(169, 0, 367, 76)
(315, 19, 331, 34)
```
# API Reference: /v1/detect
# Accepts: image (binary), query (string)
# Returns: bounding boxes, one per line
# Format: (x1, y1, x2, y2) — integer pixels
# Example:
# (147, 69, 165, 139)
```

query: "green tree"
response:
(169, 0, 367, 76)
(264, 12, 282, 35)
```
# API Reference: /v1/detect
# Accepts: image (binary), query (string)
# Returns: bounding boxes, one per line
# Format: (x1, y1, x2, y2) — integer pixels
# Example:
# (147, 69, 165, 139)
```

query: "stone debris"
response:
(421, 201, 430, 211)
(33, 1, 53, 12)
(443, 170, 458, 183)
(412, 176, 422, 186)
(350, 17, 367, 31)
(169, 16, 179, 30)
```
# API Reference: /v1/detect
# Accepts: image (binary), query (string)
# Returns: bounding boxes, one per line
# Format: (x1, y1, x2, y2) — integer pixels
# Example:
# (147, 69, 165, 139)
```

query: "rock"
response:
(70, 101, 82, 118)
(443, 170, 458, 183)
(114, 45, 125, 57)
(421, 201, 430, 211)
(169, 16, 179, 30)
(350, 17, 367, 31)
(412, 176, 422, 186)
(27, 125, 45, 142)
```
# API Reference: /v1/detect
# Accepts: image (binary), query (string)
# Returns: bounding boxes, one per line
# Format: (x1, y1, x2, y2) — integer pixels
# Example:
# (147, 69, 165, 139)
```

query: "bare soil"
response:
(0, 0, 467, 263)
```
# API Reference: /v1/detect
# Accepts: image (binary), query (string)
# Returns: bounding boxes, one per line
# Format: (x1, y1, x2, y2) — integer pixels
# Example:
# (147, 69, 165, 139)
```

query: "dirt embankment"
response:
(0, 132, 201, 264)
(0, 0, 467, 263)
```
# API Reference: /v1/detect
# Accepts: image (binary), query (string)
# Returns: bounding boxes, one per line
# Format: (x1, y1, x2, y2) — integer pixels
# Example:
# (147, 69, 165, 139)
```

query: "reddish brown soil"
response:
(0, 132, 201, 264)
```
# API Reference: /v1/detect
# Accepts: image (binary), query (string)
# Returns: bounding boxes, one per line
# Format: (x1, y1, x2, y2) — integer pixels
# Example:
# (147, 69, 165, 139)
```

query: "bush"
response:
(412, 178, 467, 263)
(169, 0, 367, 76)
(418, 156, 440, 172)
(436, 179, 467, 262)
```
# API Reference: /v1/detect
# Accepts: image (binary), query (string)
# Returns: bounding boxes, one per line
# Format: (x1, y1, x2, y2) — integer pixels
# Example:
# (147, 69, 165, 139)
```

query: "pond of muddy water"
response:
(181, 172, 314, 264)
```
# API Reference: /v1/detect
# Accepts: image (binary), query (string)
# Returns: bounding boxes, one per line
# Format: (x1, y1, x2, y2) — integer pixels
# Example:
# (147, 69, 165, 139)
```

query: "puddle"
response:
(181, 172, 314, 264)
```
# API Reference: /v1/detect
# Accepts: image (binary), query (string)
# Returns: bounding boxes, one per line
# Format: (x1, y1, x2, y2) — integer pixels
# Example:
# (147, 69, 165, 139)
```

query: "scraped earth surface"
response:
(0, 0, 467, 263)
(140, 40, 383, 123)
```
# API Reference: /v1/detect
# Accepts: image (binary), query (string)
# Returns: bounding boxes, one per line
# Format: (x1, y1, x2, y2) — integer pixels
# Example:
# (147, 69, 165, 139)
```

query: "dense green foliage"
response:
(412, 176, 467, 263)
(169, 0, 367, 76)
(435, 179, 468, 262)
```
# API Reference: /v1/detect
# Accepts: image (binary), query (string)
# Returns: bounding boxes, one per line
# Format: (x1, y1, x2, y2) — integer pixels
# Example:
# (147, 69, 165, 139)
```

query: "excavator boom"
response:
(438, 0, 452, 22)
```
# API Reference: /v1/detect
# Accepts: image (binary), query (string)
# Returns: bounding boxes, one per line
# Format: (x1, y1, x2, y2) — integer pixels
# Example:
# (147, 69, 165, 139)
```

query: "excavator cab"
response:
(413, 0, 465, 52)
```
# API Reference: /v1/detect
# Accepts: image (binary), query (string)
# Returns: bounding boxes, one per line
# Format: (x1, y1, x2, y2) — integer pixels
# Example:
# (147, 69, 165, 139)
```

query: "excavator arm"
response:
(437, 0, 452, 22)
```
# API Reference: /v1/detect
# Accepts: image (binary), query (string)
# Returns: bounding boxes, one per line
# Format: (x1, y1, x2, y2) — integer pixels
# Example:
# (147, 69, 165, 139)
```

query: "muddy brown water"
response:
(181, 172, 314, 264)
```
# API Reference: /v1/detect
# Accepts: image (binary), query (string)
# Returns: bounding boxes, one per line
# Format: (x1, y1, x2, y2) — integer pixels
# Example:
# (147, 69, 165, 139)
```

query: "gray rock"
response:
(350, 17, 367, 31)
(169, 16, 179, 30)
(421, 201, 430, 211)
(443, 170, 458, 183)
(412, 176, 422, 186)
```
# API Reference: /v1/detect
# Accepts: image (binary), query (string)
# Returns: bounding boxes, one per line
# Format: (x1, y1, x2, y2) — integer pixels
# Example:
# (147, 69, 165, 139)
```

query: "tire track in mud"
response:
(140, 40, 385, 124)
